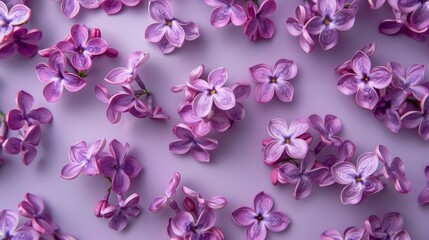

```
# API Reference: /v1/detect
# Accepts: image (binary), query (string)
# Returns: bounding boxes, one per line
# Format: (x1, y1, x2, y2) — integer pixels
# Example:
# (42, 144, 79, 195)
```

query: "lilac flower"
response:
(286, 5, 315, 53)
(60, 0, 102, 19)
(378, 9, 411, 36)
(277, 151, 329, 199)
(61, 138, 106, 179)
(398, 0, 429, 31)
(2, 125, 40, 165)
(418, 165, 429, 205)
(0, 27, 42, 58)
(364, 212, 410, 240)
(243, 0, 276, 41)
(6, 90, 52, 130)
(335, 42, 377, 75)
(388, 62, 429, 100)
(263, 118, 309, 165)
(108, 84, 150, 116)
(104, 51, 149, 85)
(321, 227, 368, 240)
(99, 140, 142, 193)
(337, 51, 392, 110)
(171, 64, 204, 102)
(204, 0, 247, 27)
(18, 193, 57, 234)
(401, 93, 429, 140)
(35, 51, 86, 102)
(189, 67, 236, 117)
(0, 2, 30, 42)
(319, 140, 355, 187)
(373, 88, 407, 133)
(331, 152, 383, 205)
(169, 123, 218, 162)
(0, 210, 39, 240)
(249, 59, 298, 103)
(101, 193, 141, 231)
(182, 186, 228, 210)
(101, 0, 141, 15)
(56, 24, 108, 71)
(170, 208, 217, 239)
(306, 0, 355, 50)
(309, 114, 342, 149)
(232, 192, 290, 240)
(149, 172, 181, 213)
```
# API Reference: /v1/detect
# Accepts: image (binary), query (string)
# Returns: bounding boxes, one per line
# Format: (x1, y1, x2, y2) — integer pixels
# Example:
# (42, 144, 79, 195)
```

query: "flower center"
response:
(345, 2, 351, 8)
(284, 138, 291, 144)
(362, 75, 370, 82)
(324, 17, 331, 26)
(167, 21, 172, 27)
(210, 89, 216, 95)
(355, 176, 362, 182)
(255, 213, 264, 222)
(77, 47, 84, 54)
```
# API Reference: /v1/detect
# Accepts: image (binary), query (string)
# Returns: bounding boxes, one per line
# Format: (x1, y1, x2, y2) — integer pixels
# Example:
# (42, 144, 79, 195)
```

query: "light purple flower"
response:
(149, 172, 181, 213)
(6, 90, 52, 130)
(309, 114, 342, 148)
(418, 165, 429, 205)
(263, 118, 309, 165)
(35, 51, 86, 102)
(61, 138, 106, 179)
(0, 209, 39, 240)
(60, 0, 102, 19)
(389, 62, 429, 100)
(56, 24, 108, 71)
(189, 67, 236, 117)
(286, 5, 315, 53)
(398, 0, 429, 31)
(0, 27, 42, 58)
(204, 0, 247, 27)
(249, 59, 298, 103)
(104, 51, 149, 84)
(169, 123, 218, 162)
(243, 0, 276, 41)
(171, 207, 217, 239)
(18, 193, 57, 234)
(401, 93, 429, 140)
(99, 139, 142, 193)
(335, 42, 377, 75)
(319, 140, 355, 187)
(101, 193, 141, 231)
(232, 191, 290, 240)
(277, 151, 329, 199)
(101, 0, 141, 15)
(182, 186, 228, 210)
(331, 152, 383, 205)
(2, 125, 41, 166)
(364, 212, 410, 240)
(337, 51, 392, 110)
(306, 0, 355, 50)
(373, 88, 407, 133)
(321, 227, 368, 240)
(0, 2, 30, 42)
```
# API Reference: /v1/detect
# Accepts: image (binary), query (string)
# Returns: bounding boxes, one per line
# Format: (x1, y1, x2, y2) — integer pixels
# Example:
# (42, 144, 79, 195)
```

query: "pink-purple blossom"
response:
(0, 209, 39, 240)
(0, 27, 42, 58)
(149, 172, 181, 213)
(100, 193, 141, 231)
(243, 0, 276, 41)
(204, 0, 247, 27)
(401, 93, 429, 140)
(0, 2, 30, 42)
(2, 125, 41, 166)
(364, 212, 411, 240)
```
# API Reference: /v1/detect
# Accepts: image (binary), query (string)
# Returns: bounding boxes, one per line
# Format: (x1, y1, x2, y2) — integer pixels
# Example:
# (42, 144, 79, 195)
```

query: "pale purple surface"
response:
(0, 1, 429, 239)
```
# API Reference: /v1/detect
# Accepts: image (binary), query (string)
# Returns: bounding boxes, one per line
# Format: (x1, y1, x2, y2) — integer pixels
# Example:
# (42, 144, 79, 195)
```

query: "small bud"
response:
(105, 48, 119, 58)
(90, 28, 101, 38)
(183, 197, 196, 213)
(94, 199, 109, 218)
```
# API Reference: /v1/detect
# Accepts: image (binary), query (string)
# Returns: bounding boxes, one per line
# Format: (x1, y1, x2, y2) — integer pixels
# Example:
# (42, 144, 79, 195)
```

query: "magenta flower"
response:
(309, 114, 342, 149)
(337, 51, 392, 110)
(263, 118, 309, 165)
(398, 0, 429, 31)
(169, 123, 218, 162)
(104, 51, 149, 85)
(0, 2, 30, 42)
(0, 210, 39, 240)
(389, 62, 429, 100)
(99, 139, 142, 193)
(60, 0, 102, 19)
(319, 140, 355, 187)
(373, 88, 407, 133)
(170, 208, 217, 239)
(101, 0, 141, 15)
(232, 192, 290, 240)
(6, 90, 52, 130)
(18, 193, 57, 234)
(35, 51, 86, 102)
(321, 227, 368, 240)
(243, 0, 276, 41)
(0, 27, 42, 58)
(277, 151, 328, 199)
(286, 5, 315, 53)
(101, 193, 141, 231)
(306, 0, 355, 50)
(61, 138, 106, 179)
(249, 59, 298, 103)
(204, 0, 247, 27)
(179, 104, 231, 136)
(189, 67, 236, 117)
(364, 212, 410, 240)
(401, 93, 429, 140)
(418, 165, 429, 205)
(149, 172, 181, 213)
(2, 125, 40, 166)
(56, 24, 108, 71)
(331, 152, 383, 205)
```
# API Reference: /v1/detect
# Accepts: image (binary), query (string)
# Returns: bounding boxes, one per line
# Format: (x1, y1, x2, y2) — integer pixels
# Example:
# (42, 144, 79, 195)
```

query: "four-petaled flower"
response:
(171, 207, 217, 239)
(101, 193, 141, 231)
(204, 0, 247, 27)
(18, 193, 57, 234)
(286, 4, 315, 53)
(364, 212, 411, 240)
(0, 2, 30, 42)
(243, 0, 276, 41)
(401, 93, 429, 140)
(398, 0, 429, 31)
(2, 125, 41, 165)
(149, 172, 181, 213)
(373, 88, 407, 133)
(309, 114, 342, 149)
(0, 27, 42, 58)
(0, 209, 39, 240)
(389, 62, 429, 100)
(232, 191, 290, 240)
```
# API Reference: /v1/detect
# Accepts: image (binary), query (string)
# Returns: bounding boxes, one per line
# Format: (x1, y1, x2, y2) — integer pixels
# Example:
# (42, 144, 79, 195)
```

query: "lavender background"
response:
(1, 0, 429, 239)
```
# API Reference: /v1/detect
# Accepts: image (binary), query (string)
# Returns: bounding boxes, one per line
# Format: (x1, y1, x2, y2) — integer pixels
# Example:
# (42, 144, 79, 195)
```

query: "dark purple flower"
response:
(309, 114, 342, 148)
(389, 62, 429, 100)
(104, 51, 149, 85)
(286, 4, 315, 53)
(243, 0, 276, 41)
(419, 165, 429, 205)
(2, 125, 40, 165)
(170, 208, 217, 239)
(401, 93, 429, 140)
(101, 193, 141, 231)
(56, 24, 108, 71)
(0, 27, 42, 58)
(337, 51, 392, 110)
(6, 90, 52, 130)
(364, 212, 410, 240)
(373, 88, 407, 133)
(249, 59, 298, 103)
(18, 193, 57, 234)
(0, 209, 39, 240)
(0, 2, 30, 42)
(232, 192, 290, 240)
(204, 0, 247, 27)
(398, 0, 429, 31)
(60, 0, 102, 19)
(319, 140, 355, 187)
(99, 139, 142, 193)
(101, 0, 141, 15)
(149, 172, 181, 213)
(321, 227, 368, 240)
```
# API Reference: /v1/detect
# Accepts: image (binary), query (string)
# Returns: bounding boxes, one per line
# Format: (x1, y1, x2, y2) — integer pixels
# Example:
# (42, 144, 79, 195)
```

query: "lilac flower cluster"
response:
(263, 114, 411, 204)
(0, 193, 75, 240)
(36, 24, 118, 103)
(336, 43, 429, 139)
(170, 65, 251, 162)
(145, 0, 200, 54)
(149, 172, 227, 239)
(286, 0, 357, 53)
(1, 91, 52, 167)
(96, 50, 169, 123)
(321, 212, 410, 240)
(0, 1, 42, 59)
(56, 0, 141, 18)
(60, 139, 142, 231)
(203, 0, 277, 41)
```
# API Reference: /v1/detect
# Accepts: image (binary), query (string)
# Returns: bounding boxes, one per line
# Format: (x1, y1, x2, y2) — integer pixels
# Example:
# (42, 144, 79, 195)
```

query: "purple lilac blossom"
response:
(418, 165, 429, 205)
(0, 2, 31, 42)
(373, 88, 407, 133)
(364, 212, 411, 239)
(0, 209, 39, 240)
(286, 4, 315, 53)
(18, 193, 57, 234)
(100, 193, 141, 231)
(401, 93, 429, 140)
(149, 172, 181, 213)
(2, 125, 41, 166)
(104, 51, 149, 85)
(0, 27, 42, 58)
(243, 0, 276, 41)
(204, 0, 247, 27)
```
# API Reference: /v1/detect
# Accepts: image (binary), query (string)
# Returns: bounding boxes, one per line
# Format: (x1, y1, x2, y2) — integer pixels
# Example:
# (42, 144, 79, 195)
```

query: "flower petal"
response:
(286, 138, 308, 159)
(401, 111, 422, 128)
(356, 84, 378, 110)
(208, 67, 228, 87)
(352, 51, 371, 76)
(193, 93, 214, 118)
(249, 64, 272, 83)
(306, 16, 324, 35)
(319, 28, 339, 50)
(112, 170, 131, 193)
(357, 152, 378, 177)
(149, 196, 168, 213)
(264, 211, 290, 232)
(331, 162, 357, 184)
(213, 88, 235, 110)
(60, 163, 84, 180)
(85, 38, 108, 55)
(35, 63, 59, 83)
(246, 222, 267, 240)
(0, 210, 18, 234)
(210, 6, 232, 27)
(232, 207, 256, 227)
(165, 21, 185, 47)
(3, 137, 21, 154)
(410, 5, 429, 31)
(274, 59, 297, 81)
(149, 0, 172, 22)
(171, 211, 194, 236)
(263, 140, 286, 164)
(122, 156, 142, 178)
(318, 0, 336, 16)
(278, 163, 300, 184)
(363, 176, 384, 195)
(230, 4, 247, 26)
(6, 109, 24, 130)
(98, 156, 117, 178)
(145, 23, 166, 43)
(61, 0, 80, 19)
(419, 186, 429, 205)
(108, 211, 128, 231)
(8, 4, 30, 25)
(254, 191, 273, 214)
(255, 82, 274, 103)
(274, 81, 294, 102)
(382, 212, 404, 235)
(109, 93, 134, 112)
(169, 140, 192, 155)
(101, 0, 122, 15)
(333, 9, 355, 31)
(341, 183, 363, 205)
(70, 52, 92, 71)
(195, 208, 216, 231)
(369, 66, 392, 89)
(63, 73, 86, 92)
(337, 74, 360, 95)
(43, 80, 64, 103)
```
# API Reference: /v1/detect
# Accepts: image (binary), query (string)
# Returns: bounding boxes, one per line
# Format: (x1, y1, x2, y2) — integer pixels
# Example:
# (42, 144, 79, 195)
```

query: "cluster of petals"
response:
(336, 44, 429, 139)
(57, 0, 142, 18)
(170, 65, 250, 162)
